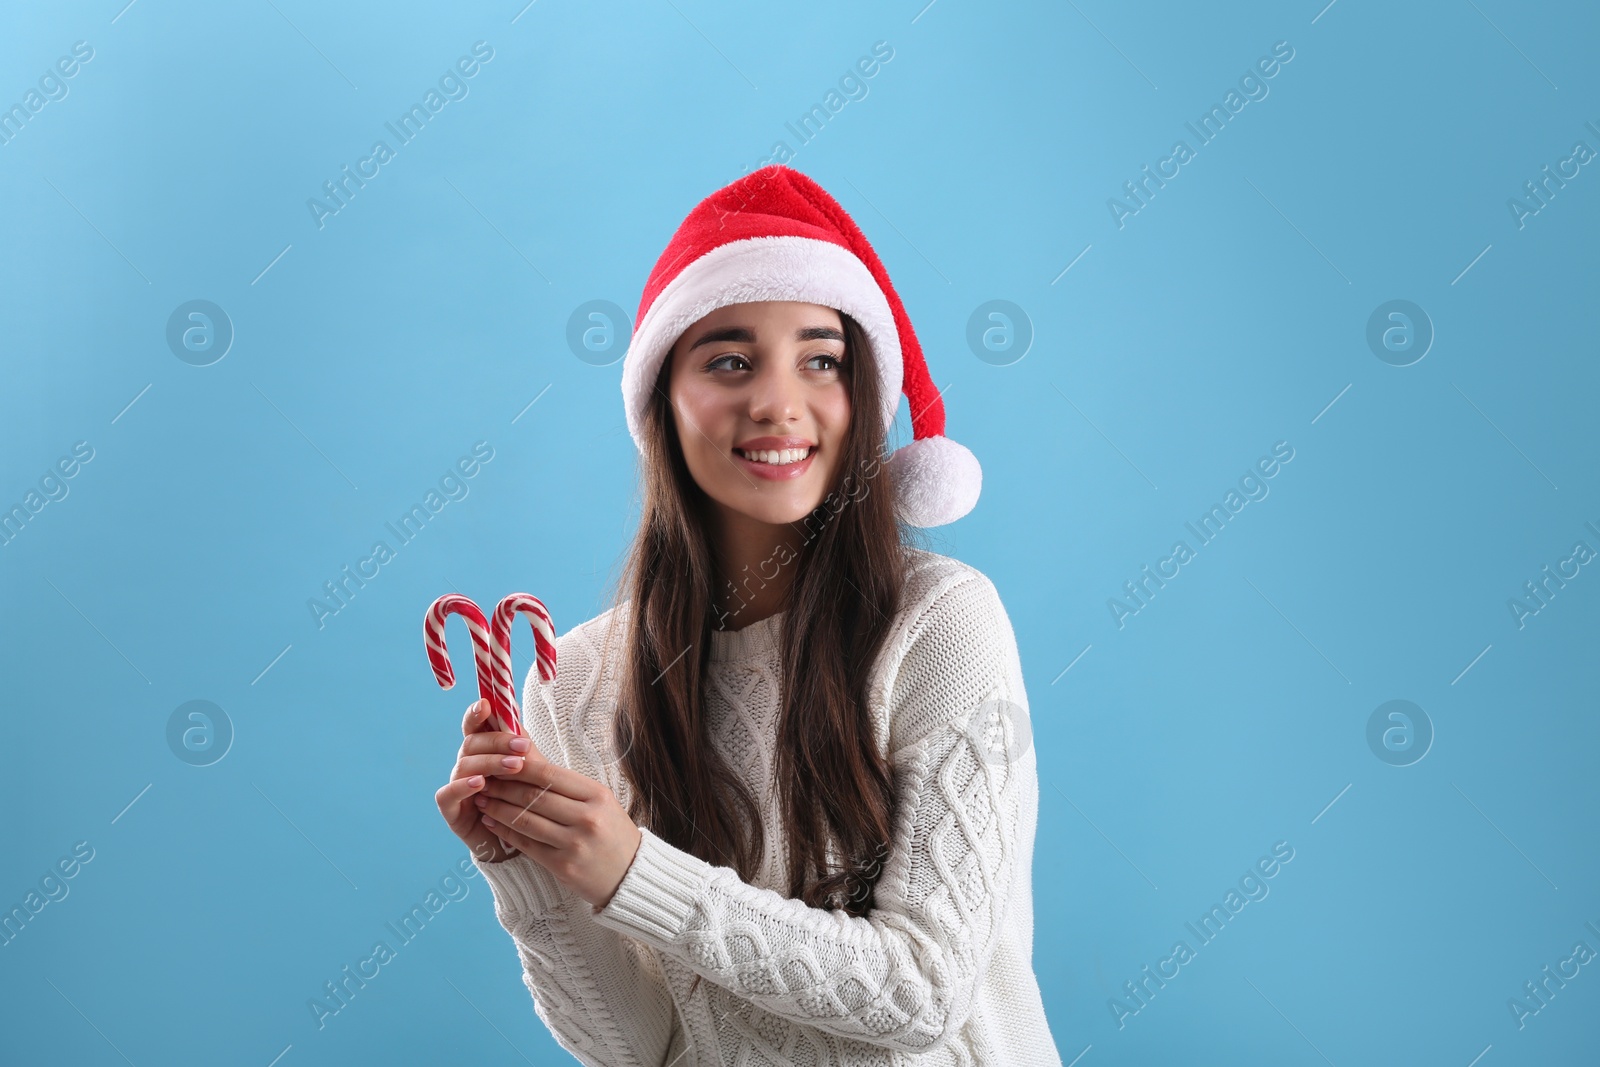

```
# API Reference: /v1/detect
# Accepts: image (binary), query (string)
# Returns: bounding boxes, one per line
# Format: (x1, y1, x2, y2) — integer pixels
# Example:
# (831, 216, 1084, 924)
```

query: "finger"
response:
(458, 730, 545, 760)
(479, 796, 567, 848)
(474, 811, 528, 857)
(495, 755, 604, 803)
(479, 777, 589, 828)
(440, 773, 487, 798)
(434, 774, 487, 829)
(487, 823, 545, 864)
(454, 753, 534, 780)
(482, 818, 526, 852)
(461, 698, 495, 738)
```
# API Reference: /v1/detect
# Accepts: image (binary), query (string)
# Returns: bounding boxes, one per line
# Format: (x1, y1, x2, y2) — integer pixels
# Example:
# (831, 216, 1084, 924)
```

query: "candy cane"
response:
(490, 592, 557, 737)
(423, 594, 511, 731)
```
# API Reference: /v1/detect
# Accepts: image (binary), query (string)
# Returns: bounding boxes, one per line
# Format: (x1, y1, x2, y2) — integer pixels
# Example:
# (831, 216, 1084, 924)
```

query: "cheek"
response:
(813, 389, 852, 481)
(670, 386, 727, 467)
(820, 387, 853, 444)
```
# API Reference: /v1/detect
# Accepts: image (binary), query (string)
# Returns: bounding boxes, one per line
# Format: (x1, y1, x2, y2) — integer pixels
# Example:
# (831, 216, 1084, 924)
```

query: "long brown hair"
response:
(599, 309, 917, 929)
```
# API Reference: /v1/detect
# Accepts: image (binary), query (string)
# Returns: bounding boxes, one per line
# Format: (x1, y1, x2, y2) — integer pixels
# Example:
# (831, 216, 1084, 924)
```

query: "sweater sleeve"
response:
(472, 626, 679, 1067)
(588, 574, 1033, 1055)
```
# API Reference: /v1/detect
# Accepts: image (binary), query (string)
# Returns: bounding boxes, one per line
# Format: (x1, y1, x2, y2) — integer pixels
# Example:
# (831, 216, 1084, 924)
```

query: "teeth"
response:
(740, 447, 810, 465)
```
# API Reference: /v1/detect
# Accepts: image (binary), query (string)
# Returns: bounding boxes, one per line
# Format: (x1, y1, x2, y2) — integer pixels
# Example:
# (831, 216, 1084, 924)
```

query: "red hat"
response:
(622, 164, 981, 527)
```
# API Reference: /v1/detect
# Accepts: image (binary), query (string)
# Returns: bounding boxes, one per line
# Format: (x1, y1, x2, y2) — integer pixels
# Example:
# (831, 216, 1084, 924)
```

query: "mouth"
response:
(732, 444, 817, 481)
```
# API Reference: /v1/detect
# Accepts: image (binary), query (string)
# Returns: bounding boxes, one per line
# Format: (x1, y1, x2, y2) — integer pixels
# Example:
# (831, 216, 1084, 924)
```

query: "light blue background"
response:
(3, 0, 1597, 1063)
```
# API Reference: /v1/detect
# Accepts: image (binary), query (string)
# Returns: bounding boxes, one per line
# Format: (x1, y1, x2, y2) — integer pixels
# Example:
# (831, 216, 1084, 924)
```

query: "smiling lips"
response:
(733, 439, 817, 480)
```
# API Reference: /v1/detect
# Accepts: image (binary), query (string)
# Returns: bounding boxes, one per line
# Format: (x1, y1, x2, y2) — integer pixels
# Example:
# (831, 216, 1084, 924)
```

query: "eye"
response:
(705, 353, 750, 371)
(808, 353, 845, 371)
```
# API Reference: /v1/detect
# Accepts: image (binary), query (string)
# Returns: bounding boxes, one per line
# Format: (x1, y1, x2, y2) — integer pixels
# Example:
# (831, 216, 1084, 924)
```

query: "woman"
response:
(435, 165, 1063, 1065)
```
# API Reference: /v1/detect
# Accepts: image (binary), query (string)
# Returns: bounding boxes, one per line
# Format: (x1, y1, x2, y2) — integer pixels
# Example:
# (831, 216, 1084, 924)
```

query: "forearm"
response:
(476, 851, 677, 1067)
(588, 719, 1022, 1054)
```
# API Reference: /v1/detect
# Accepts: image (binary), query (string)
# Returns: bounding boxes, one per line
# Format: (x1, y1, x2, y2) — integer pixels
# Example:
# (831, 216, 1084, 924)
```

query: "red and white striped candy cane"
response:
(490, 592, 557, 736)
(423, 594, 512, 732)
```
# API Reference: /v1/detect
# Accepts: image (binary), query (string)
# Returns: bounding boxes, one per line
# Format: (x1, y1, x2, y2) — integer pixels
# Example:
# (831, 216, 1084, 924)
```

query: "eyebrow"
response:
(688, 324, 845, 351)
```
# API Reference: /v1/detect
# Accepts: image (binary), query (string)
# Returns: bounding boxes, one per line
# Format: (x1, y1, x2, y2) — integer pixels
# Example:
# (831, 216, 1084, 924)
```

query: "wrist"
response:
(470, 839, 520, 865)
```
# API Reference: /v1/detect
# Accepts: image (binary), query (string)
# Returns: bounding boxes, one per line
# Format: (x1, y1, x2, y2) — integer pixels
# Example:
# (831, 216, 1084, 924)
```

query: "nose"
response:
(746, 360, 803, 425)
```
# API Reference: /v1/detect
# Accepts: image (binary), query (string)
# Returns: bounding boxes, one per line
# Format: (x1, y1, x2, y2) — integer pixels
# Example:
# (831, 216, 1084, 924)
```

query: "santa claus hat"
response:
(621, 164, 981, 528)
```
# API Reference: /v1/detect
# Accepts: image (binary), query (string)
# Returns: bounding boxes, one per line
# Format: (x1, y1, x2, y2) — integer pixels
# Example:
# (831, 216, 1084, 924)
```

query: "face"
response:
(665, 300, 852, 530)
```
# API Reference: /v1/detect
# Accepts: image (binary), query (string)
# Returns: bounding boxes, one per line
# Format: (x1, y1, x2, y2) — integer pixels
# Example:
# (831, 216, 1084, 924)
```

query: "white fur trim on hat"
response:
(622, 236, 902, 447)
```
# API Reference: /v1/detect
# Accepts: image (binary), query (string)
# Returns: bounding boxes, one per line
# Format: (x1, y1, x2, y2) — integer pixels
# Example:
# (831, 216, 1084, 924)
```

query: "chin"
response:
(731, 492, 827, 527)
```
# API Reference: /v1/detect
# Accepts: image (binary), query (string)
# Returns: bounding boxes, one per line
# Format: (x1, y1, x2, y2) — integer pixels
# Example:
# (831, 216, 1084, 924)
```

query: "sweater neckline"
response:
(709, 610, 785, 662)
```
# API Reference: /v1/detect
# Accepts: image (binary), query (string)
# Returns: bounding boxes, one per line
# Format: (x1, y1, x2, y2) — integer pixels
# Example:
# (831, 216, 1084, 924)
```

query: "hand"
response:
(435, 698, 526, 865)
(473, 729, 643, 912)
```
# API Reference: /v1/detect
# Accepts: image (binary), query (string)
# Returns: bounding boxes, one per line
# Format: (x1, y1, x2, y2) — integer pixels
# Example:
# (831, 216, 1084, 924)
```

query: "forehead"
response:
(677, 301, 841, 342)
(672, 303, 851, 363)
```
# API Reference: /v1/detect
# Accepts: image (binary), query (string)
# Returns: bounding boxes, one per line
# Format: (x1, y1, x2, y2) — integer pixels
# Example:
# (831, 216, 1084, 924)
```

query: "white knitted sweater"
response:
(472, 547, 1063, 1066)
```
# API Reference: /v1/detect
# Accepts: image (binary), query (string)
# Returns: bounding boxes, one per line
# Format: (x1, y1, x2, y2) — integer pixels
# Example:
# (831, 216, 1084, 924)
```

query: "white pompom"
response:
(887, 435, 982, 527)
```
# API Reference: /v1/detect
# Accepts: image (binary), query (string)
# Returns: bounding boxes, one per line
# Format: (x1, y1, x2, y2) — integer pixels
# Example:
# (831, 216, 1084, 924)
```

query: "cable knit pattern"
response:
(473, 547, 1063, 1066)
(472, 612, 677, 1067)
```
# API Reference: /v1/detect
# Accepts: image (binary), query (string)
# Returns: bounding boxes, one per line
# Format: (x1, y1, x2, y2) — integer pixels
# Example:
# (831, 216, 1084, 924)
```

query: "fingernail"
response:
(482, 815, 496, 827)
(509, 737, 531, 753)
(501, 756, 522, 769)
(468, 775, 484, 787)
(474, 796, 487, 807)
